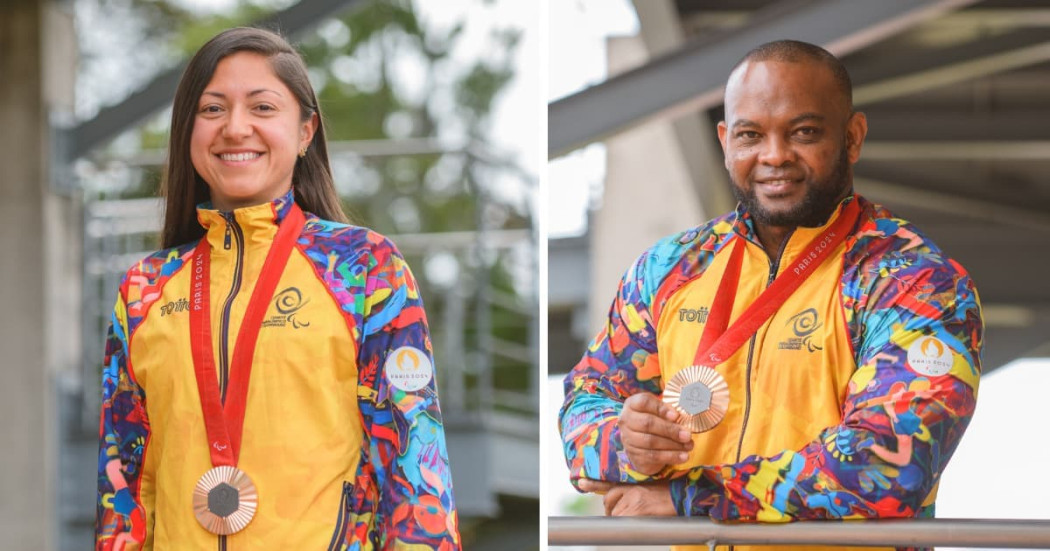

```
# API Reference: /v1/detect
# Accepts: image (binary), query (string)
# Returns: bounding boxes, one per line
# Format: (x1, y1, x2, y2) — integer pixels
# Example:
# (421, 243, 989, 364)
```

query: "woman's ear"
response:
(300, 112, 319, 151)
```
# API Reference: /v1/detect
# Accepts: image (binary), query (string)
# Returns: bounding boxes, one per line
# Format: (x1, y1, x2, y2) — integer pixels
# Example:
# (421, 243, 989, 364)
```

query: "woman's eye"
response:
(255, 104, 276, 112)
(199, 105, 222, 114)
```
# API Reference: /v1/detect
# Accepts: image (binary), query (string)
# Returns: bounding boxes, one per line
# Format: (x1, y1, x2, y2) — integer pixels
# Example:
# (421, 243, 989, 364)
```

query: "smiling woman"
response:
(189, 51, 316, 211)
(161, 27, 347, 249)
(95, 27, 460, 551)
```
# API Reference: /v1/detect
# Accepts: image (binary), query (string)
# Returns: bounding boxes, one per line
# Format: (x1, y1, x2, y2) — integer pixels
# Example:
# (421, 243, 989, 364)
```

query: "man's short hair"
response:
(732, 40, 853, 111)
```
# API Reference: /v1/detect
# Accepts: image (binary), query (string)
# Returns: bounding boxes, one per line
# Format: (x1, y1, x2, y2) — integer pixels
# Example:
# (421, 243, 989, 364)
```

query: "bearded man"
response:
(559, 40, 981, 551)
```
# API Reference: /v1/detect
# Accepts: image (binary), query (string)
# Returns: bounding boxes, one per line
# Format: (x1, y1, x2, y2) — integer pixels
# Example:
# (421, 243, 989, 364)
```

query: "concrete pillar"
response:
(587, 35, 708, 331)
(587, 1, 736, 331)
(632, 0, 734, 221)
(0, 1, 79, 548)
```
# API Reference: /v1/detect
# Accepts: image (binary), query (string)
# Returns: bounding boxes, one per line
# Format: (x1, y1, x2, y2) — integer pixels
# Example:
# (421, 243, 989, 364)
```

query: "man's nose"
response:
(758, 135, 795, 166)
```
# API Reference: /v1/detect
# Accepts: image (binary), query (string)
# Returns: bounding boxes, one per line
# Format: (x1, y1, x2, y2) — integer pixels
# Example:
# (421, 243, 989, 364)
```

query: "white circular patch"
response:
(385, 346, 433, 392)
(906, 336, 953, 377)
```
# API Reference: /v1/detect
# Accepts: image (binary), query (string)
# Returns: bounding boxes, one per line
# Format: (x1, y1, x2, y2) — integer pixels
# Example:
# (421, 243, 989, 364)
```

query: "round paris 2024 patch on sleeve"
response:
(384, 346, 434, 392)
(906, 336, 953, 377)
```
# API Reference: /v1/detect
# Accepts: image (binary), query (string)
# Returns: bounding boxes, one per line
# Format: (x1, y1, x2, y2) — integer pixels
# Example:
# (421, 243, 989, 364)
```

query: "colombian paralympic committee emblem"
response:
(907, 335, 953, 377)
(385, 346, 433, 392)
(777, 308, 823, 352)
(262, 287, 311, 329)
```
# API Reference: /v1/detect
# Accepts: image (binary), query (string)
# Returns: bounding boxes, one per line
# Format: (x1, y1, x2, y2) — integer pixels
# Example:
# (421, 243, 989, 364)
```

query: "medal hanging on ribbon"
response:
(663, 199, 861, 433)
(188, 203, 306, 535)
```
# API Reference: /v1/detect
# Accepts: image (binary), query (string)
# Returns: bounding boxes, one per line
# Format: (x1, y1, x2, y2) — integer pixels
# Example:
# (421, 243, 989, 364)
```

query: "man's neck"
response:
(750, 189, 855, 256)
(754, 223, 794, 257)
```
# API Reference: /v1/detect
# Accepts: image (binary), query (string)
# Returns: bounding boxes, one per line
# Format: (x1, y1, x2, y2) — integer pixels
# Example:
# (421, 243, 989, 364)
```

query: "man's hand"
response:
(578, 479, 677, 516)
(605, 482, 676, 516)
(618, 392, 693, 475)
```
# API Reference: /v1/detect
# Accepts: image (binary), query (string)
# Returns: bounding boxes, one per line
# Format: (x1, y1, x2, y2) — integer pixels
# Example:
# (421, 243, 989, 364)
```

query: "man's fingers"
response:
(603, 485, 628, 516)
(622, 429, 694, 451)
(636, 447, 690, 467)
(622, 412, 692, 446)
(618, 393, 695, 474)
(620, 420, 694, 474)
(577, 478, 615, 494)
(624, 393, 678, 421)
(610, 487, 638, 516)
(622, 395, 692, 444)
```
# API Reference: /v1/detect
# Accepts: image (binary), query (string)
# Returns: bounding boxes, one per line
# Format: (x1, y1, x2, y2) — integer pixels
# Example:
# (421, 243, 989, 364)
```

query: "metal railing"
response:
(548, 516, 1050, 548)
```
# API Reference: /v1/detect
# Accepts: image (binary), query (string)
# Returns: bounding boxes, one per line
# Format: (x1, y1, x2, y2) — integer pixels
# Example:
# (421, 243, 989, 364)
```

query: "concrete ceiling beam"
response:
(549, 0, 979, 157)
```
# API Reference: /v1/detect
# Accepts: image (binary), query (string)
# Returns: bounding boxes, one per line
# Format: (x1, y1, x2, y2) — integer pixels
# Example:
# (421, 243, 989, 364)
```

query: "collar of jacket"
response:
(194, 189, 298, 253)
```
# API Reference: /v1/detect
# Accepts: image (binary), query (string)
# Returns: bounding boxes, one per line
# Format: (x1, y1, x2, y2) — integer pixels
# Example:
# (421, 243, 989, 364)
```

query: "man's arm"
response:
(669, 251, 981, 521)
(560, 240, 694, 485)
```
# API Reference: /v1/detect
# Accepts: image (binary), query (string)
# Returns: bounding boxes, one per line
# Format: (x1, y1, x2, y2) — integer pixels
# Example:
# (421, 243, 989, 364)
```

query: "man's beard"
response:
(731, 147, 851, 228)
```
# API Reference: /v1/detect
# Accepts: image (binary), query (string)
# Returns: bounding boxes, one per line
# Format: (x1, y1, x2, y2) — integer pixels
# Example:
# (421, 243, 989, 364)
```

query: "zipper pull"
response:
(223, 214, 233, 250)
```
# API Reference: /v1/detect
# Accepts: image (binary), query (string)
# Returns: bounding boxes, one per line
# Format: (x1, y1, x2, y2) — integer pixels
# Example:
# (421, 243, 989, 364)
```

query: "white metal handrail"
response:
(549, 516, 1050, 548)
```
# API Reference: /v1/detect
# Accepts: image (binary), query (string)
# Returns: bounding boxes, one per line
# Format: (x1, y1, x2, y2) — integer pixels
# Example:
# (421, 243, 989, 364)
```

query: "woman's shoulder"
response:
(299, 213, 404, 260)
(115, 241, 197, 314)
(121, 242, 197, 286)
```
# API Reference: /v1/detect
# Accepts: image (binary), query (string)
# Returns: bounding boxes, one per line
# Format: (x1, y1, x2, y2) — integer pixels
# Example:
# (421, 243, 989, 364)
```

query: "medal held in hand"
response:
(660, 199, 861, 434)
(663, 365, 729, 433)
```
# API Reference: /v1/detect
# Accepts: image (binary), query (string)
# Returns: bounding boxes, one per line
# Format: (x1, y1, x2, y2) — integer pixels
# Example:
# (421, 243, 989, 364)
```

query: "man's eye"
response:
(737, 131, 759, 140)
(796, 127, 820, 137)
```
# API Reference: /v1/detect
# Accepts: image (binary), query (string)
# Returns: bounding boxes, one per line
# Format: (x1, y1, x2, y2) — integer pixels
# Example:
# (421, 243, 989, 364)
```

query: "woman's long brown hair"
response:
(160, 27, 348, 248)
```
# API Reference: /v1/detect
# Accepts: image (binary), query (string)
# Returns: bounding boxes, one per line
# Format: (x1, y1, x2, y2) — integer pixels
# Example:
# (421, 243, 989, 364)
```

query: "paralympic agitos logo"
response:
(777, 308, 823, 353)
(262, 287, 311, 329)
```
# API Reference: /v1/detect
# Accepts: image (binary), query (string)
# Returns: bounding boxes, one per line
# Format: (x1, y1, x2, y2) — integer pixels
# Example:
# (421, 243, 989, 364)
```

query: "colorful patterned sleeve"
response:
(96, 288, 150, 550)
(559, 235, 692, 486)
(356, 236, 460, 550)
(670, 221, 982, 521)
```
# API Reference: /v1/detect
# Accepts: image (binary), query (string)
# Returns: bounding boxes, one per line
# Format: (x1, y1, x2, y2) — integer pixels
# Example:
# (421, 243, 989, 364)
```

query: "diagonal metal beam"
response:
(862, 110, 1050, 141)
(683, 8, 1050, 32)
(548, 0, 979, 158)
(854, 40, 1050, 106)
(855, 176, 1050, 232)
(861, 140, 1050, 161)
(926, 8, 1050, 28)
(69, 0, 363, 160)
(846, 27, 1050, 83)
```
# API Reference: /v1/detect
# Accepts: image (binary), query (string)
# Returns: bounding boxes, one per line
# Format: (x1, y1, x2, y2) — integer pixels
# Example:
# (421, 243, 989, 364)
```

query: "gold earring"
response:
(298, 146, 308, 158)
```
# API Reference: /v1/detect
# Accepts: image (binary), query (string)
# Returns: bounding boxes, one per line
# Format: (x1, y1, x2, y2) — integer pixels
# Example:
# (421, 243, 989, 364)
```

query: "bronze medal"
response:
(662, 365, 729, 433)
(193, 465, 258, 535)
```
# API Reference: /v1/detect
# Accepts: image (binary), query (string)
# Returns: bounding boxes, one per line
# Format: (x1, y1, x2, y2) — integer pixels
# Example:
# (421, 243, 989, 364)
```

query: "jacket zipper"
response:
(728, 234, 791, 551)
(218, 212, 245, 403)
(217, 212, 244, 551)
(327, 481, 354, 551)
(734, 232, 794, 465)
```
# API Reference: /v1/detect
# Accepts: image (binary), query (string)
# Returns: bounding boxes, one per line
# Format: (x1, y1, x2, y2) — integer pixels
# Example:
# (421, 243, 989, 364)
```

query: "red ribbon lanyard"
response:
(692, 199, 861, 367)
(189, 203, 306, 467)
